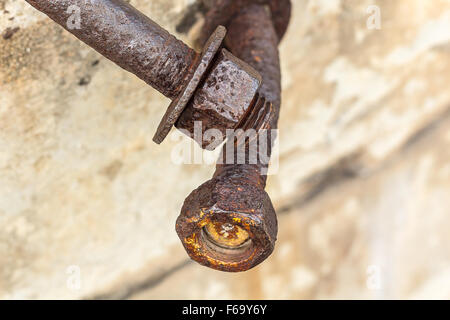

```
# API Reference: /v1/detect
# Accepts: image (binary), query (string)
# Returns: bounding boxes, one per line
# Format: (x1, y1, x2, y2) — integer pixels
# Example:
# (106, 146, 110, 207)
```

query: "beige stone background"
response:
(1, 0, 450, 299)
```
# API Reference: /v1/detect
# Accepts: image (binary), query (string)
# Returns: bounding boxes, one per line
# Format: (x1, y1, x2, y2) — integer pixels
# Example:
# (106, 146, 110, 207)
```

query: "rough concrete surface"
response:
(1, 0, 450, 299)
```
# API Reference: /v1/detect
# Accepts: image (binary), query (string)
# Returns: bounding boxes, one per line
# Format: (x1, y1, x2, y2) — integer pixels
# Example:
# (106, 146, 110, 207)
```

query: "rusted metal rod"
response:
(26, 0, 197, 100)
(176, 1, 288, 272)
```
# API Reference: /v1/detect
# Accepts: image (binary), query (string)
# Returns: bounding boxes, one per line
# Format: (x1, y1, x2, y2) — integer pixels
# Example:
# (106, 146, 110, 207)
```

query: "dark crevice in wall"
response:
(400, 106, 450, 152)
(277, 153, 364, 215)
(2, 26, 20, 40)
(278, 105, 450, 215)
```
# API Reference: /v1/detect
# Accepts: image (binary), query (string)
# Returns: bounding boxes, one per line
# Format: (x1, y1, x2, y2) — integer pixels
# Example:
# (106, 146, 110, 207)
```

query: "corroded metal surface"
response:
(226, 4, 282, 126)
(176, 48, 262, 150)
(199, 0, 291, 46)
(177, 2, 288, 272)
(153, 26, 227, 144)
(176, 165, 277, 272)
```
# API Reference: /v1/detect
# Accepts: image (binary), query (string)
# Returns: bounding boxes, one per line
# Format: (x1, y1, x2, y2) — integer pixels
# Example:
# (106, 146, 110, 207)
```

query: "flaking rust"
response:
(176, 165, 277, 272)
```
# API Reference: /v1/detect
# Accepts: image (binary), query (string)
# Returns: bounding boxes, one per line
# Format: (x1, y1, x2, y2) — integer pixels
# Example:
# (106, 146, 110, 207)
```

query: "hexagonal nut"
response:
(175, 173, 277, 272)
(176, 48, 261, 150)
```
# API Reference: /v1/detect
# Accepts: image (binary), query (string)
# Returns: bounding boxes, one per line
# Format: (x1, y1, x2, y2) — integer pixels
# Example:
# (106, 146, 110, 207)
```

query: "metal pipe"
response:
(219, 2, 282, 179)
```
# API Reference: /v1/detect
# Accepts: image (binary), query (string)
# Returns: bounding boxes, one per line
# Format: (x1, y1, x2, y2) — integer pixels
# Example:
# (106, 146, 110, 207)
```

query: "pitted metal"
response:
(176, 48, 262, 150)
(199, 0, 291, 46)
(153, 26, 226, 144)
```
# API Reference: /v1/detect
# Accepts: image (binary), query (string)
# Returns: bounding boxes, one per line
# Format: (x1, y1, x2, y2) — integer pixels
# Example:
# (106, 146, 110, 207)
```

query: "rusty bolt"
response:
(25, 0, 272, 150)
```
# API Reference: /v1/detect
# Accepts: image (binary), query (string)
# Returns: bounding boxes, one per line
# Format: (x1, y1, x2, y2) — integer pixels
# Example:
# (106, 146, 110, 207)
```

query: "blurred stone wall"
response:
(1, 0, 449, 299)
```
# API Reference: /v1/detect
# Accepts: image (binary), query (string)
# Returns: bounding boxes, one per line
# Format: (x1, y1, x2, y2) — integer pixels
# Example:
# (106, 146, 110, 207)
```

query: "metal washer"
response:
(153, 26, 227, 144)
